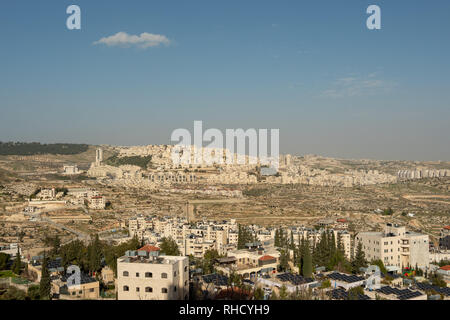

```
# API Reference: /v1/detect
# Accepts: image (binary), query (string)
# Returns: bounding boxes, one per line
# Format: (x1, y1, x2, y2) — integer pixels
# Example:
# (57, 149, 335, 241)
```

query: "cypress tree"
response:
(89, 234, 102, 273)
(337, 233, 344, 255)
(302, 242, 313, 278)
(274, 229, 279, 247)
(39, 253, 51, 300)
(352, 241, 367, 273)
(329, 232, 336, 262)
(290, 232, 295, 250)
(238, 225, 244, 249)
(12, 248, 21, 275)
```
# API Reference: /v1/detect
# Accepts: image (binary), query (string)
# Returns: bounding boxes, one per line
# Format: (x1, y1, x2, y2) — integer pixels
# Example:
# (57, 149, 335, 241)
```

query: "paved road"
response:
(41, 217, 91, 243)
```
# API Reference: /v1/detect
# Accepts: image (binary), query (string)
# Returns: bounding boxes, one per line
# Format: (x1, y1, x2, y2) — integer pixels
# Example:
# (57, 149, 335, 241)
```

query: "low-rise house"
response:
(215, 246, 279, 279)
(375, 285, 427, 300)
(327, 272, 365, 290)
(27, 256, 65, 282)
(101, 266, 115, 285)
(53, 273, 100, 299)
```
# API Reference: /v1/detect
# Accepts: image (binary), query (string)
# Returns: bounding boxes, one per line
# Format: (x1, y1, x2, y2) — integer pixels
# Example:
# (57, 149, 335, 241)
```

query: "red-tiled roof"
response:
(337, 219, 347, 223)
(138, 244, 160, 252)
(259, 255, 276, 261)
(444, 226, 450, 230)
(440, 265, 450, 271)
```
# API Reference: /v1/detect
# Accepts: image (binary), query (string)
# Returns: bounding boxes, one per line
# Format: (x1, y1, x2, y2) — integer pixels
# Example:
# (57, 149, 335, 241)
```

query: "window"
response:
(162, 288, 168, 293)
(123, 286, 129, 292)
(184, 266, 188, 272)
(136, 272, 140, 277)
(145, 287, 153, 293)
(174, 271, 177, 277)
(136, 287, 140, 292)
(161, 273, 168, 279)
(123, 271, 129, 277)
(174, 286, 177, 292)
(89, 288, 95, 292)
(145, 272, 152, 278)
(185, 281, 188, 286)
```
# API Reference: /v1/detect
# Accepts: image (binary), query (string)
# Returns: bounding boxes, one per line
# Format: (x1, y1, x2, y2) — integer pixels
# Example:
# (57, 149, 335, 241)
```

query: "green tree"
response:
(320, 279, 331, 289)
(348, 286, 364, 300)
(370, 259, 387, 274)
(51, 235, 61, 257)
(302, 242, 313, 278)
(11, 248, 21, 275)
(202, 249, 220, 274)
(0, 287, 27, 300)
(278, 248, 290, 272)
(39, 253, 51, 300)
(27, 285, 40, 300)
(274, 229, 280, 247)
(159, 237, 180, 256)
(352, 241, 367, 273)
(269, 291, 278, 300)
(0, 253, 10, 270)
(253, 287, 264, 300)
(289, 232, 295, 250)
(430, 273, 447, 287)
(279, 285, 289, 300)
(88, 234, 103, 273)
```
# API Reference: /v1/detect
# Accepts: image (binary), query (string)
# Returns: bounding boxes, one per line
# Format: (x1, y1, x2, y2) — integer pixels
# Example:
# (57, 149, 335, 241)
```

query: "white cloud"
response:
(321, 73, 397, 98)
(93, 32, 171, 49)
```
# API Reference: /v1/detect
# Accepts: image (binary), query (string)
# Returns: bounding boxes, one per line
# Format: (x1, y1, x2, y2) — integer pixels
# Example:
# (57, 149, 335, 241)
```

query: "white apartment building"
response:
(117, 249, 189, 300)
(39, 188, 56, 199)
(355, 223, 429, 271)
(180, 236, 215, 258)
(89, 196, 106, 209)
(63, 165, 79, 175)
(128, 215, 238, 256)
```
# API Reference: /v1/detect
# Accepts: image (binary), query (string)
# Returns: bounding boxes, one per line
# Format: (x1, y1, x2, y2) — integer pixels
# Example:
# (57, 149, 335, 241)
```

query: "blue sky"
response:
(1, 0, 449, 160)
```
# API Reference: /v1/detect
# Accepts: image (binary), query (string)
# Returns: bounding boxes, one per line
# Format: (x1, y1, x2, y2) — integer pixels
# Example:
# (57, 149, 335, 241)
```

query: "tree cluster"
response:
(0, 142, 89, 155)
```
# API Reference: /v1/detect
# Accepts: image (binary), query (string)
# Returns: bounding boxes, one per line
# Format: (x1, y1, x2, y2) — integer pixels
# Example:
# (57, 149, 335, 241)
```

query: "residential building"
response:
(355, 223, 429, 271)
(117, 248, 189, 300)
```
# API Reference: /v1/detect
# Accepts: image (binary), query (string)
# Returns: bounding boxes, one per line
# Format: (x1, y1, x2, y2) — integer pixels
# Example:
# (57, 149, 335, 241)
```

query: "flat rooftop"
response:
(118, 255, 185, 265)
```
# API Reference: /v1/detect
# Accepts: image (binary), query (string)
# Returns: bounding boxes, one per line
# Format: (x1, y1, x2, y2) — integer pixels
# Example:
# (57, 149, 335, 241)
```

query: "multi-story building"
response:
(0, 243, 21, 258)
(40, 188, 56, 199)
(180, 235, 215, 258)
(355, 223, 429, 271)
(128, 215, 239, 256)
(63, 165, 79, 175)
(117, 247, 189, 300)
(439, 226, 450, 250)
(89, 196, 106, 209)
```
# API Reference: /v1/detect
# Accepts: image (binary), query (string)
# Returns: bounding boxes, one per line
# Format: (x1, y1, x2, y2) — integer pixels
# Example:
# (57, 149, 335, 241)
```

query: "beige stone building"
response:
(215, 246, 280, 278)
(117, 249, 189, 300)
(53, 273, 100, 300)
(355, 223, 429, 271)
(89, 196, 106, 209)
